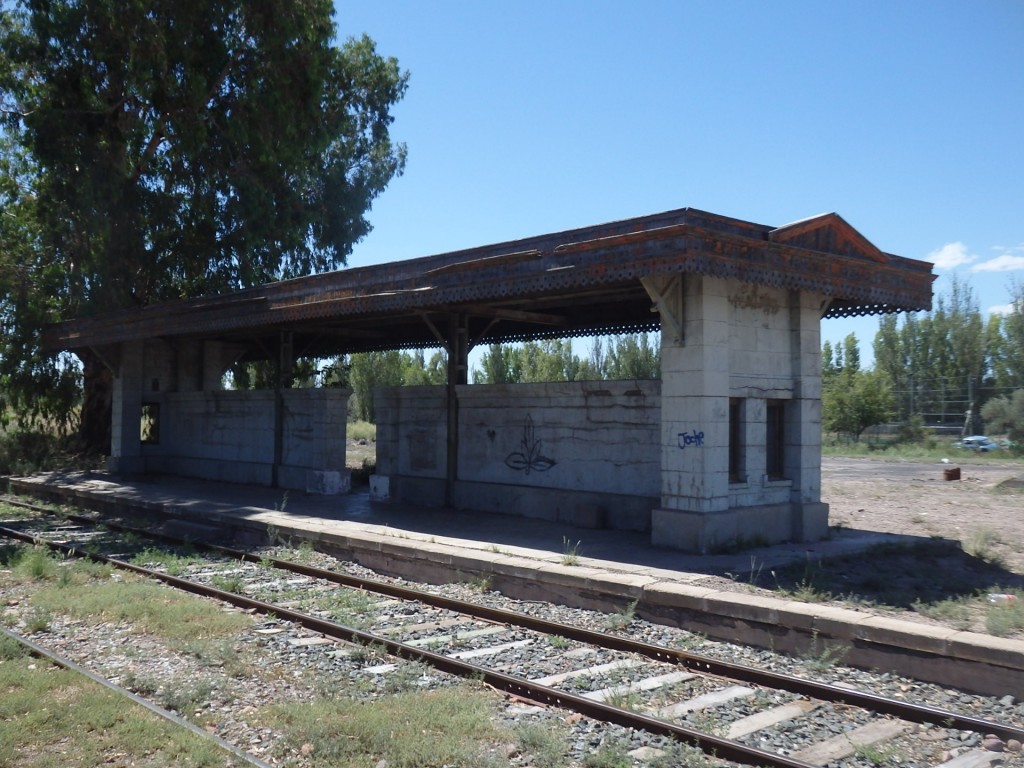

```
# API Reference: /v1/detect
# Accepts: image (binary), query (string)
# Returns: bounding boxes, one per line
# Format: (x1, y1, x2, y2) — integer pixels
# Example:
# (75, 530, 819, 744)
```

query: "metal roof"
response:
(43, 207, 934, 360)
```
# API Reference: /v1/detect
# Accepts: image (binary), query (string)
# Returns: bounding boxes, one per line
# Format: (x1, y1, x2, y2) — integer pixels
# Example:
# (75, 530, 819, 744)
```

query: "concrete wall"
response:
(375, 381, 660, 531)
(139, 388, 351, 492)
(652, 277, 828, 552)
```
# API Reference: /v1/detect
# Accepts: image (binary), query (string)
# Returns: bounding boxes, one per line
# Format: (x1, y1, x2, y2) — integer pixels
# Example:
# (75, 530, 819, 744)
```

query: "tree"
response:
(980, 389, 1024, 452)
(822, 333, 894, 441)
(348, 351, 404, 423)
(0, 1, 408, 450)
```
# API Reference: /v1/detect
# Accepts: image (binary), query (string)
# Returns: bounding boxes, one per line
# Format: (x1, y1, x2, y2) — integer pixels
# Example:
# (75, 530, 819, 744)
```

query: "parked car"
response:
(957, 435, 1000, 452)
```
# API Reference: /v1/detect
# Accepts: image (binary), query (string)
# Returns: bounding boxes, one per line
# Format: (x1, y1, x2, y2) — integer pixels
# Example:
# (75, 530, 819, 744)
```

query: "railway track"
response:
(2, 496, 1022, 768)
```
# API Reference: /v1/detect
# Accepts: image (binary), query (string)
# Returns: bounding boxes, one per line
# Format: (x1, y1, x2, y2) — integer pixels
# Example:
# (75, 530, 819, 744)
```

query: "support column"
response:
(445, 314, 469, 507)
(108, 340, 145, 475)
(273, 330, 294, 489)
(650, 276, 733, 551)
(786, 291, 829, 540)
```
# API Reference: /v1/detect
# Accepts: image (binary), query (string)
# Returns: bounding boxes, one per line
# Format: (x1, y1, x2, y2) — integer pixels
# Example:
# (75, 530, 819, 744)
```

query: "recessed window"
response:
(729, 397, 745, 483)
(766, 399, 786, 479)
(141, 403, 160, 445)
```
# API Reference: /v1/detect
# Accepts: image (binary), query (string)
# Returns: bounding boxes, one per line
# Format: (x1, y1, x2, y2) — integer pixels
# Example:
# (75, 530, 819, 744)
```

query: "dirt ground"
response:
(822, 457, 1024, 576)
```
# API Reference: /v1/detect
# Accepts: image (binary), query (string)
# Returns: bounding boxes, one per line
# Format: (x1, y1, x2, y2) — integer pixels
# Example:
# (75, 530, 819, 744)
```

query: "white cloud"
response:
(927, 242, 976, 270)
(988, 303, 1017, 316)
(971, 254, 1024, 272)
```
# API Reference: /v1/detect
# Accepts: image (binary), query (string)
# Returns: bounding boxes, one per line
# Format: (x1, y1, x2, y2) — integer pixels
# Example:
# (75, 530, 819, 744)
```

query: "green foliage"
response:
(822, 334, 894, 440)
(872, 277, 1023, 428)
(0, 3, 408, 442)
(473, 333, 660, 384)
(345, 348, 446, 421)
(981, 389, 1024, 446)
(261, 686, 506, 768)
(0, 657, 237, 766)
(31, 578, 253, 641)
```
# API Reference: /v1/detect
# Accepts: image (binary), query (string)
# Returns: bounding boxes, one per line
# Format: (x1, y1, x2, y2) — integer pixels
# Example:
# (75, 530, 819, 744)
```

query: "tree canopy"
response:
(0, 0, 408, 444)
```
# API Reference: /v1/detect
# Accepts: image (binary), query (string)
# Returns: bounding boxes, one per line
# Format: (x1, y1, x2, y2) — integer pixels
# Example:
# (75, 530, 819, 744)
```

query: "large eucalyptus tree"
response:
(0, 0, 407, 451)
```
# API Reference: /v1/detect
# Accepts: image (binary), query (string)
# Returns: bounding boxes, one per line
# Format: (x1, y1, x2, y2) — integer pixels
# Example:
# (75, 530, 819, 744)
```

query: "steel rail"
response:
(0, 625, 276, 768)
(5, 497, 1024, 747)
(0, 521, 812, 768)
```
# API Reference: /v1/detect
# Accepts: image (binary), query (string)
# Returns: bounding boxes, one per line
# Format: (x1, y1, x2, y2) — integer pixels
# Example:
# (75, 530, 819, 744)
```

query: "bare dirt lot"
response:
(774, 456, 1024, 638)
(823, 457, 1024, 575)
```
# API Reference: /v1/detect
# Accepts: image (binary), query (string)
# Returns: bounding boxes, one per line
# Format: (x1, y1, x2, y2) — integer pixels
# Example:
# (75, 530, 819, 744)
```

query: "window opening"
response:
(141, 403, 160, 445)
(766, 399, 786, 479)
(729, 397, 745, 483)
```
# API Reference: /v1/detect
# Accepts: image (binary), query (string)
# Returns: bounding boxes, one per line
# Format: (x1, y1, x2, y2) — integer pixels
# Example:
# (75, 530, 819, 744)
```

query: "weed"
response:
(582, 737, 632, 768)
(603, 686, 643, 711)
(0, 632, 27, 660)
(211, 572, 246, 594)
(604, 599, 638, 631)
(158, 677, 216, 714)
(853, 740, 902, 764)
(130, 546, 194, 576)
(548, 635, 570, 649)
(467, 574, 492, 592)
(261, 684, 505, 767)
(515, 721, 567, 768)
(31, 578, 253, 641)
(23, 606, 52, 633)
(964, 528, 1006, 567)
(913, 596, 972, 630)
(561, 537, 582, 566)
(265, 522, 281, 546)
(985, 591, 1024, 637)
(801, 632, 849, 673)
(13, 546, 59, 581)
(0, 656, 238, 765)
(687, 709, 728, 738)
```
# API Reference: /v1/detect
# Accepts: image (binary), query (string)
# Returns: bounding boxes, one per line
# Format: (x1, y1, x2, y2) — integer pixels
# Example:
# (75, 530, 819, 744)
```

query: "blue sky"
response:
(334, 1, 1023, 365)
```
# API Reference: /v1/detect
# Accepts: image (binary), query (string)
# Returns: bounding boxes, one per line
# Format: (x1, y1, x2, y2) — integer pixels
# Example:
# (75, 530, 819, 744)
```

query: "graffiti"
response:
(505, 415, 557, 475)
(677, 430, 705, 450)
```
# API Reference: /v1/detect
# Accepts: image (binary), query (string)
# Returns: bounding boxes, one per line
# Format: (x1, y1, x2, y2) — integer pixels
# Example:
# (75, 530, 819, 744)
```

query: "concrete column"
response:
(652, 276, 732, 550)
(786, 291, 829, 540)
(108, 340, 145, 475)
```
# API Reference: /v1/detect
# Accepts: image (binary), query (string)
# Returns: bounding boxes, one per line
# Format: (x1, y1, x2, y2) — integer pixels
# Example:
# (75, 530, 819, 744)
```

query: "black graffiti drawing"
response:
(505, 415, 557, 475)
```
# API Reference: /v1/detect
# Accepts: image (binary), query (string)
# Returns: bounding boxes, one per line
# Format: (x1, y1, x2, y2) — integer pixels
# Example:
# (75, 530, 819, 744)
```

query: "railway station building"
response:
(43, 207, 934, 552)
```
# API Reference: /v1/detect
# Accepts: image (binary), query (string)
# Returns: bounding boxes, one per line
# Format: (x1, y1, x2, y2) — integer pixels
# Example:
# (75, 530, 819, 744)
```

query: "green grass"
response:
(31, 578, 253, 642)
(561, 536, 582, 566)
(985, 590, 1024, 636)
(260, 684, 508, 768)
(347, 419, 377, 442)
(131, 546, 200, 576)
(0, 655, 240, 767)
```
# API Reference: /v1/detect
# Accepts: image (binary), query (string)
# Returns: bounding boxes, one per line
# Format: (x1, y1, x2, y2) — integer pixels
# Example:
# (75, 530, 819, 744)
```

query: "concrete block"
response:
(305, 470, 351, 496)
(369, 474, 390, 502)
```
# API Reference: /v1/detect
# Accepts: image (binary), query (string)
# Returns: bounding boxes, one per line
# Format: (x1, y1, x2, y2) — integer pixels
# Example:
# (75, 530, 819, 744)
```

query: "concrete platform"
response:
(6, 470, 1024, 699)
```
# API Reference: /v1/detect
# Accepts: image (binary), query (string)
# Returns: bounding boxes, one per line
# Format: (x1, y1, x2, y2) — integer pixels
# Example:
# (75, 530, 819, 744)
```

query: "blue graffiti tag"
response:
(677, 430, 705, 450)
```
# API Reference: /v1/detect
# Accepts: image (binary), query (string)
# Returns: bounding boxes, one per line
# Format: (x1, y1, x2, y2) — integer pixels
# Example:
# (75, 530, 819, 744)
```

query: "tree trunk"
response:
(79, 349, 112, 456)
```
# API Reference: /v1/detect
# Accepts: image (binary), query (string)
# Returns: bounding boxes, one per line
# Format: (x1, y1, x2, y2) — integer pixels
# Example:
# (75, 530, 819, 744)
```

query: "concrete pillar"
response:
(108, 340, 145, 475)
(651, 276, 733, 551)
(786, 291, 829, 540)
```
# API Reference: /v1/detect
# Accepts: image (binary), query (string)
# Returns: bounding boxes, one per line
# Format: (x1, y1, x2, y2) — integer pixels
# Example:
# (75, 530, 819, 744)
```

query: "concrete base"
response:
(305, 470, 351, 496)
(383, 474, 656, 532)
(651, 501, 829, 553)
(369, 475, 390, 502)
(107, 456, 146, 475)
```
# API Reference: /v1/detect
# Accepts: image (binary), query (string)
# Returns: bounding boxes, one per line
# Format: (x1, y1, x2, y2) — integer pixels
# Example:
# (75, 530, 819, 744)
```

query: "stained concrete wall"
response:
(375, 381, 660, 531)
(652, 277, 828, 552)
(138, 388, 351, 492)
